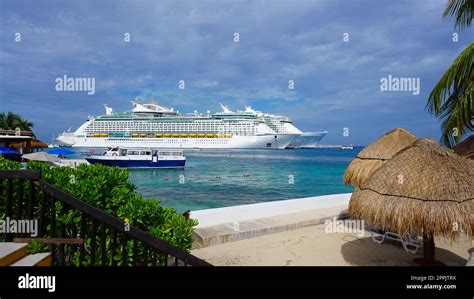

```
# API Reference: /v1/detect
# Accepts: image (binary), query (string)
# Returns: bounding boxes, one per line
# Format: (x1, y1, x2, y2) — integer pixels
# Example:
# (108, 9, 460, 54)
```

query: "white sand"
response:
(192, 223, 472, 266)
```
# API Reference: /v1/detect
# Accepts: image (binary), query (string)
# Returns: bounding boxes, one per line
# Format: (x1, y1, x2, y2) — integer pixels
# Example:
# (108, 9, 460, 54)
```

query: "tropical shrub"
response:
(0, 158, 198, 265)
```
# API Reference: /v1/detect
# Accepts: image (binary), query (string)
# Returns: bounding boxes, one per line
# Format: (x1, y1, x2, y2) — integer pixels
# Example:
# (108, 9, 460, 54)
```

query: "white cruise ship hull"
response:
(288, 131, 328, 148)
(57, 134, 296, 150)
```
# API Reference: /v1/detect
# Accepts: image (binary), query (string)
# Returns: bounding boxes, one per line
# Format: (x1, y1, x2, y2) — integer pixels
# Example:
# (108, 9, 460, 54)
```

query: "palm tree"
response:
(0, 112, 21, 130)
(427, 0, 474, 147)
(443, 0, 474, 30)
(14, 118, 35, 132)
(0, 112, 35, 136)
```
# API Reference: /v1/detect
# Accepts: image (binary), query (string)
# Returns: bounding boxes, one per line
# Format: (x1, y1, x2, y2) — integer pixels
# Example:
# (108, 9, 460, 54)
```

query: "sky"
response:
(0, 0, 472, 145)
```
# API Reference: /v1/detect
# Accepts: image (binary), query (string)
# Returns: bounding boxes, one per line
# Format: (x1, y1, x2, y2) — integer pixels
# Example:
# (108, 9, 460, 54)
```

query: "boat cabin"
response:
(103, 147, 184, 158)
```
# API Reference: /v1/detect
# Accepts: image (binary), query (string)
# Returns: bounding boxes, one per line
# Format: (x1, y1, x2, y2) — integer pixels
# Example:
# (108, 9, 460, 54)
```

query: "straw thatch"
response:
(9, 139, 48, 150)
(453, 135, 474, 160)
(349, 138, 474, 240)
(343, 128, 417, 186)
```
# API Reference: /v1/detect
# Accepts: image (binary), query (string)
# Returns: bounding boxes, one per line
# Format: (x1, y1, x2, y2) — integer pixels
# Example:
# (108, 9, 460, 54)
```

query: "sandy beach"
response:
(192, 223, 471, 266)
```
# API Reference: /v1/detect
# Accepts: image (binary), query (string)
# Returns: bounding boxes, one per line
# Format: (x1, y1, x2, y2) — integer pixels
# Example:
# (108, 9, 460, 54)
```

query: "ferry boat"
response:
(56, 100, 325, 150)
(85, 147, 186, 168)
(341, 145, 354, 150)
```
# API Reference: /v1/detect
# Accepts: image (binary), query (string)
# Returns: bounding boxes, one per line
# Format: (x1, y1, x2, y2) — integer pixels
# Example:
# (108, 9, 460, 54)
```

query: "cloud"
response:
(0, 0, 472, 144)
(193, 80, 219, 88)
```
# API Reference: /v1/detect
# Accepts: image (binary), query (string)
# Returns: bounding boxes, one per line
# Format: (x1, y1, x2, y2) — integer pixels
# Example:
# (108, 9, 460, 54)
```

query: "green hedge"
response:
(0, 158, 197, 256)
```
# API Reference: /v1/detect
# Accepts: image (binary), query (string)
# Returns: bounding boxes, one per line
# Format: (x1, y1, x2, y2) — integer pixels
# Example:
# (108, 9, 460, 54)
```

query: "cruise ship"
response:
(56, 101, 323, 150)
(289, 131, 328, 148)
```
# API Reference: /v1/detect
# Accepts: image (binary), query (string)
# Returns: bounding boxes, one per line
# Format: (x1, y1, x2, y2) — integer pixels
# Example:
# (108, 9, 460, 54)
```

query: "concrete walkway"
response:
(191, 193, 351, 248)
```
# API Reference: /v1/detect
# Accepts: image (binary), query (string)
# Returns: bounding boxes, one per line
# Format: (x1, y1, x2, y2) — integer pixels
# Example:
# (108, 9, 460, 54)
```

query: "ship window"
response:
(128, 151, 140, 155)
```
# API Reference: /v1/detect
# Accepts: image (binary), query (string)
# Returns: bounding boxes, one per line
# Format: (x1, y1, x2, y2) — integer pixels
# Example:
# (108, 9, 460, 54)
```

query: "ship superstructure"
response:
(57, 101, 308, 149)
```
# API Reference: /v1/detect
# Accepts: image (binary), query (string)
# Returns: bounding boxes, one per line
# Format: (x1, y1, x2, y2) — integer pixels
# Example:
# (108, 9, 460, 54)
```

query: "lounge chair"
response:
(370, 228, 423, 254)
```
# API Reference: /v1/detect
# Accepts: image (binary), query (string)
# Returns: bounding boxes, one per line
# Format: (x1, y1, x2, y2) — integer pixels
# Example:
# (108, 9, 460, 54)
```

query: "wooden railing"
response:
(0, 170, 211, 266)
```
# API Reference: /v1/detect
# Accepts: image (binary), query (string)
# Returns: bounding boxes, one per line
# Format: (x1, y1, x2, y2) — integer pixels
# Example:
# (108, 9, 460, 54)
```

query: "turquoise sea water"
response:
(65, 147, 360, 212)
(126, 148, 361, 212)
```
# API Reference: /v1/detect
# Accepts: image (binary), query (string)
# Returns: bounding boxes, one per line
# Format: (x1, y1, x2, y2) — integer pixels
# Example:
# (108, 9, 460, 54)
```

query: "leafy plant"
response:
(427, 0, 474, 147)
(0, 158, 198, 265)
(27, 240, 49, 254)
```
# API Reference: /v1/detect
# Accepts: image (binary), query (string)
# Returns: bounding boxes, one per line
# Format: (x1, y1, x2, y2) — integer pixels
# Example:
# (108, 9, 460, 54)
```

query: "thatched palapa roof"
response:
(9, 139, 48, 150)
(349, 138, 474, 240)
(343, 128, 417, 186)
(454, 135, 474, 160)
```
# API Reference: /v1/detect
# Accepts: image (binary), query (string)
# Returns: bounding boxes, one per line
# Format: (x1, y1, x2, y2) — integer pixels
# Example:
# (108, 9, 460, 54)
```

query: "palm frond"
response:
(439, 84, 474, 146)
(427, 43, 474, 147)
(427, 43, 474, 114)
(443, 0, 474, 30)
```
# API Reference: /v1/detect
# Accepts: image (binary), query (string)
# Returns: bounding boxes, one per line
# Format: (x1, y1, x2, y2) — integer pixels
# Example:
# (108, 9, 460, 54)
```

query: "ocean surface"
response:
(65, 147, 361, 212)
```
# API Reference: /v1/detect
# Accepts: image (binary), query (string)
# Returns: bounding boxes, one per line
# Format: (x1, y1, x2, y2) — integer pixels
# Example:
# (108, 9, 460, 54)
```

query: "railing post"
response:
(132, 240, 138, 266)
(5, 179, 13, 241)
(38, 191, 47, 237)
(51, 196, 56, 266)
(90, 219, 96, 265)
(15, 179, 24, 224)
(111, 230, 117, 266)
(59, 203, 67, 266)
(100, 224, 106, 266)
(27, 180, 35, 220)
(79, 214, 87, 266)
(121, 236, 128, 266)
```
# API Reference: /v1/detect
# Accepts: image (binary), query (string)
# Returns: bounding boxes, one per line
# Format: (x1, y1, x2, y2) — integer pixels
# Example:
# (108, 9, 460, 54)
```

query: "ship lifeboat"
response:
(206, 134, 215, 138)
(139, 133, 147, 137)
(164, 134, 171, 137)
(93, 133, 101, 137)
(155, 133, 163, 137)
(224, 133, 233, 138)
(180, 133, 188, 137)
(132, 133, 139, 137)
(189, 134, 197, 138)
(215, 134, 223, 138)
(172, 133, 180, 137)
(197, 133, 206, 138)
(100, 133, 109, 137)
